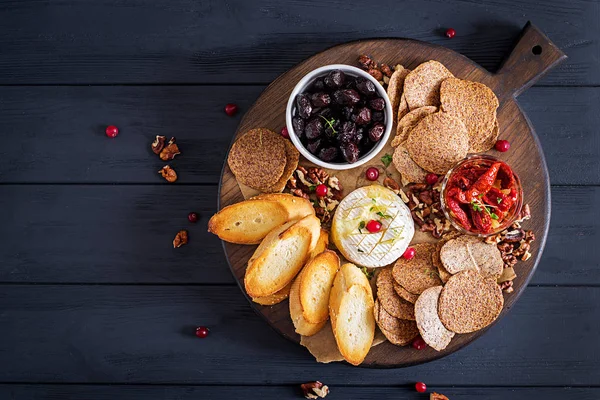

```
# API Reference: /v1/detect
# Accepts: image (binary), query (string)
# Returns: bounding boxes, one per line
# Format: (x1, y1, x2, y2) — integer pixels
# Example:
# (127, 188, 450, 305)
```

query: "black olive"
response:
(324, 69, 346, 88)
(292, 116, 306, 138)
(355, 78, 377, 97)
(341, 142, 359, 163)
(296, 94, 312, 119)
(304, 118, 324, 140)
(318, 146, 339, 162)
(310, 92, 331, 108)
(307, 138, 322, 155)
(355, 107, 372, 126)
(372, 111, 384, 122)
(333, 89, 361, 106)
(369, 97, 385, 111)
(369, 123, 386, 142)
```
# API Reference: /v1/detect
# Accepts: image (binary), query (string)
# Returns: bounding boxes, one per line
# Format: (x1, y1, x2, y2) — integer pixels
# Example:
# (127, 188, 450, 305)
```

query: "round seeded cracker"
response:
(391, 106, 438, 146)
(415, 286, 455, 351)
(439, 269, 504, 334)
(387, 66, 410, 120)
(376, 267, 415, 320)
(403, 60, 454, 110)
(392, 243, 442, 295)
(392, 142, 428, 185)
(263, 140, 300, 193)
(374, 299, 419, 346)
(393, 281, 419, 303)
(432, 231, 462, 283)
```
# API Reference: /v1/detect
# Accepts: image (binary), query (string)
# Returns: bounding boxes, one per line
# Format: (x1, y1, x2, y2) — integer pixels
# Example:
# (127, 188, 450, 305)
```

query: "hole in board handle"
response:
(532, 45, 542, 55)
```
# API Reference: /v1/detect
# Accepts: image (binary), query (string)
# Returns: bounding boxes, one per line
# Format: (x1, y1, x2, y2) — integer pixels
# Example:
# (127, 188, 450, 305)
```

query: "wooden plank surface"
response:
(0, 0, 597, 85)
(0, 185, 596, 285)
(0, 285, 598, 385)
(1, 385, 598, 400)
(0, 86, 598, 185)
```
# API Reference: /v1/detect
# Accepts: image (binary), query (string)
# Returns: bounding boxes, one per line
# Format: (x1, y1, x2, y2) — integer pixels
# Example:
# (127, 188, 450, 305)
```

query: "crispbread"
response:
(440, 235, 503, 278)
(432, 231, 462, 283)
(300, 250, 340, 324)
(249, 192, 315, 221)
(263, 140, 300, 193)
(252, 281, 292, 305)
(392, 243, 442, 295)
(439, 269, 504, 334)
(415, 286, 454, 351)
(440, 78, 499, 153)
(391, 106, 438, 146)
(376, 267, 415, 320)
(397, 94, 409, 121)
(227, 128, 286, 190)
(405, 112, 469, 174)
(392, 142, 428, 185)
(387, 66, 410, 120)
(290, 275, 327, 336)
(208, 200, 289, 244)
(393, 281, 419, 304)
(374, 299, 419, 346)
(403, 61, 454, 110)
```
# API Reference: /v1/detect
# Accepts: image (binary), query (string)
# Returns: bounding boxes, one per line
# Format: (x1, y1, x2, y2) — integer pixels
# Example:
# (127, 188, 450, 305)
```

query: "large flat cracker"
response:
(439, 269, 504, 334)
(387, 66, 410, 120)
(393, 281, 419, 303)
(392, 243, 442, 295)
(405, 112, 469, 175)
(440, 78, 499, 153)
(397, 94, 409, 121)
(432, 231, 462, 283)
(391, 106, 438, 146)
(392, 142, 428, 185)
(403, 61, 454, 110)
(440, 235, 503, 278)
(263, 140, 300, 193)
(374, 300, 419, 346)
(376, 267, 415, 320)
(415, 286, 454, 351)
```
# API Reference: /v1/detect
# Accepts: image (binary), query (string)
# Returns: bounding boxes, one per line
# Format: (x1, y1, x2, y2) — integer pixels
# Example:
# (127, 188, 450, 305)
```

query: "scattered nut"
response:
(301, 381, 329, 399)
(367, 68, 383, 81)
(287, 167, 343, 224)
(159, 137, 181, 161)
(151, 135, 166, 154)
(380, 63, 393, 77)
(173, 230, 188, 248)
(383, 176, 400, 193)
(430, 393, 450, 400)
(159, 165, 178, 183)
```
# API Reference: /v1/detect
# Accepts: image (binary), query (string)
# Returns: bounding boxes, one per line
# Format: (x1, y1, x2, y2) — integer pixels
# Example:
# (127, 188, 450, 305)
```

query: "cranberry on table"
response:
(280, 126, 290, 139)
(366, 219, 382, 233)
(495, 139, 511, 152)
(445, 28, 456, 38)
(412, 336, 427, 350)
(403, 247, 416, 260)
(195, 326, 209, 338)
(224, 103, 238, 116)
(188, 212, 199, 223)
(315, 184, 328, 198)
(365, 167, 379, 181)
(415, 382, 427, 393)
(426, 173, 439, 185)
(105, 125, 119, 138)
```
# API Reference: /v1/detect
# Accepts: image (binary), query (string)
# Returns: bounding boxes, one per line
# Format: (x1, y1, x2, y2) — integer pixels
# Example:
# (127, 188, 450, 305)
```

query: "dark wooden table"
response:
(0, 1, 598, 399)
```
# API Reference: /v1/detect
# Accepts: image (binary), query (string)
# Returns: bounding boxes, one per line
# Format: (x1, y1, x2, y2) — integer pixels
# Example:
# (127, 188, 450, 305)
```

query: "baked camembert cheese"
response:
(331, 185, 414, 268)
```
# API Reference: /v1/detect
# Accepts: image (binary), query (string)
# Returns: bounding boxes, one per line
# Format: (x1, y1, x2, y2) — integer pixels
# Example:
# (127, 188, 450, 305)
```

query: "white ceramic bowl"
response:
(286, 64, 393, 170)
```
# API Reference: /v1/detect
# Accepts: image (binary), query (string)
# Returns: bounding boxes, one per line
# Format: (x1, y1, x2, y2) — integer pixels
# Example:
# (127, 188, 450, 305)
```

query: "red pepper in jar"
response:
(447, 186, 468, 203)
(465, 162, 502, 202)
(446, 196, 472, 230)
(470, 207, 493, 233)
(483, 187, 511, 213)
(498, 163, 516, 189)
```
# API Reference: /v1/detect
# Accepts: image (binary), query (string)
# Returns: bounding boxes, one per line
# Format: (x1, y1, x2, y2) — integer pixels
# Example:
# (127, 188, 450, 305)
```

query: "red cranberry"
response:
(195, 326, 209, 338)
(365, 167, 379, 181)
(280, 126, 290, 139)
(445, 28, 456, 38)
(495, 139, 511, 152)
(224, 103, 238, 116)
(415, 382, 427, 393)
(412, 336, 427, 350)
(315, 184, 328, 197)
(188, 212, 199, 223)
(425, 173, 438, 185)
(403, 247, 416, 260)
(105, 125, 119, 138)
(366, 220, 382, 233)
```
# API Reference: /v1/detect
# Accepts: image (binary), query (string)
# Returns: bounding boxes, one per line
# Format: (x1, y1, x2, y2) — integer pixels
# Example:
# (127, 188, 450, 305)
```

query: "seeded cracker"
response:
(374, 299, 419, 346)
(415, 286, 455, 351)
(387, 66, 410, 120)
(440, 78, 500, 153)
(393, 281, 419, 303)
(439, 269, 504, 334)
(403, 60, 454, 110)
(228, 128, 286, 191)
(432, 231, 461, 283)
(440, 235, 503, 278)
(405, 112, 469, 174)
(376, 267, 416, 320)
(397, 94, 409, 121)
(391, 106, 438, 147)
(264, 140, 300, 193)
(392, 243, 441, 295)
(392, 142, 428, 185)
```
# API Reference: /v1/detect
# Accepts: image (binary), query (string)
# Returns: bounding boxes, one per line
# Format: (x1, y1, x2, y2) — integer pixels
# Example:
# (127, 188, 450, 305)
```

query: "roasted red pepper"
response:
(446, 196, 472, 230)
(447, 186, 468, 203)
(465, 162, 502, 202)
(483, 187, 511, 213)
(470, 207, 493, 233)
(498, 163, 516, 189)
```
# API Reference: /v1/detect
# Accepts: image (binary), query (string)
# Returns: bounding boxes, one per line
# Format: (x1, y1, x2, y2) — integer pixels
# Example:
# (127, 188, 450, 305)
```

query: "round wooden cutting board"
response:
(218, 22, 565, 367)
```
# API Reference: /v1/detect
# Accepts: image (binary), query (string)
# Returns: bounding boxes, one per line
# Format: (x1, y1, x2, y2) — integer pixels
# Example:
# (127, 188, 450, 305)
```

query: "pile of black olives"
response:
(292, 69, 387, 163)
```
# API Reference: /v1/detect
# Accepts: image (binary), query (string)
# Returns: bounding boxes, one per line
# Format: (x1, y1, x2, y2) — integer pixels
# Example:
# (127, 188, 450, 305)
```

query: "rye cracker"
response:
(391, 106, 438, 146)
(405, 112, 469, 174)
(397, 93, 409, 121)
(432, 231, 462, 283)
(264, 140, 300, 193)
(440, 235, 503, 278)
(376, 267, 416, 320)
(228, 128, 286, 190)
(440, 78, 500, 153)
(393, 281, 419, 303)
(439, 269, 504, 334)
(387, 66, 410, 120)
(392, 243, 442, 295)
(374, 299, 419, 346)
(403, 61, 454, 110)
(392, 142, 428, 185)
(415, 286, 455, 351)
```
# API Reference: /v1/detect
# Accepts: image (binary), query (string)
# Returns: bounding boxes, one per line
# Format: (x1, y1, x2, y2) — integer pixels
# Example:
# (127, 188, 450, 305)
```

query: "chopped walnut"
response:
(499, 280, 514, 293)
(368, 68, 383, 81)
(286, 167, 343, 225)
(308, 167, 328, 185)
(158, 165, 178, 183)
(358, 54, 375, 70)
(291, 188, 309, 200)
(159, 137, 181, 161)
(380, 63, 393, 77)
(173, 230, 188, 248)
(328, 176, 341, 191)
(383, 177, 401, 193)
(430, 393, 450, 400)
(301, 381, 329, 399)
(151, 135, 166, 154)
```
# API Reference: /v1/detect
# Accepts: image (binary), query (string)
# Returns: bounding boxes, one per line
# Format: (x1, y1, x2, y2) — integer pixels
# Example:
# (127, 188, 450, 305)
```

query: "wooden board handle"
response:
(493, 22, 567, 98)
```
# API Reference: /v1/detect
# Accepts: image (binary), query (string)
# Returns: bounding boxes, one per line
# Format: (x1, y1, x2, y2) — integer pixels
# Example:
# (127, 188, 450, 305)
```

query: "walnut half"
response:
(152, 135, 166, 154)
(301, 381, 329, 399)
(173, 230, 188, 248)
(159, 165, 178, 183)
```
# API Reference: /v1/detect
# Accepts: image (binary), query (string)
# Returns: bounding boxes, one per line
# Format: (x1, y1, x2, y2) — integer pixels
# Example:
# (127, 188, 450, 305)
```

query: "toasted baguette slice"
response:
(252, 281, 292, 306)
(300, 250, 340, 324)
(309, 229, 330, 259)
(329, 263, 375, 366)
(250, 193, 315, 221)
(290, 274, 326, 336)
(244, 215, 321, 298)
(208, 200, 289, 244)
